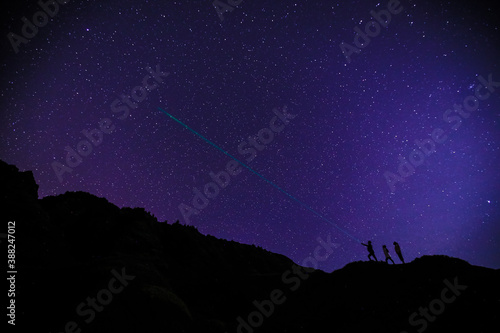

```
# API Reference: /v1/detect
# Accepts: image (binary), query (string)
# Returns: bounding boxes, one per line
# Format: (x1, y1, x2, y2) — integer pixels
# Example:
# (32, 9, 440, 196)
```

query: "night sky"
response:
(1, 0, 499, 271)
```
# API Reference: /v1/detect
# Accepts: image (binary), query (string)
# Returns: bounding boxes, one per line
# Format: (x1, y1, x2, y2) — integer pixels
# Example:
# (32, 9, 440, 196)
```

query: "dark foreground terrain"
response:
(2, 159, 499, 333)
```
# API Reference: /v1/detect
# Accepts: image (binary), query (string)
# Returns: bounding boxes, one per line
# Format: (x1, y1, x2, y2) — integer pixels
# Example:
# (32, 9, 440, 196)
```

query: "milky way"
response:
(1, 0, 499, 271)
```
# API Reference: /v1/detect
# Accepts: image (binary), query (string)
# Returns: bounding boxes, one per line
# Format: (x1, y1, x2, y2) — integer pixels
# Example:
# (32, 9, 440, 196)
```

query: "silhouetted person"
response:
(393, 241, 405, 263)
(382, 245, 395, 264)
(361, 241, 377, 261)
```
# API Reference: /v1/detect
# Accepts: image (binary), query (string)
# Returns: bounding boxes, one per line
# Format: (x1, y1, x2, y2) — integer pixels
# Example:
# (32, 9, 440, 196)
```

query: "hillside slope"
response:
(2, 159, 499, 333)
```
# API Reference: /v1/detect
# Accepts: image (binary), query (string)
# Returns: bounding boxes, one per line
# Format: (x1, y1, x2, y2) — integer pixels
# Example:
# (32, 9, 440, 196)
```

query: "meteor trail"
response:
(158, 107, 361, 243)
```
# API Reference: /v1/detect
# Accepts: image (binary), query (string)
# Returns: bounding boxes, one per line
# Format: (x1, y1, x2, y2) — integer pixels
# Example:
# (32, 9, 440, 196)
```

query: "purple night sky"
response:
(1, 0, 499, 271)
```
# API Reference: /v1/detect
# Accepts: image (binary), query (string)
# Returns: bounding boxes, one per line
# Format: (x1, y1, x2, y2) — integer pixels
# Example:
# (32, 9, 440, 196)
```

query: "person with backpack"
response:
(382, 245, 395, 264)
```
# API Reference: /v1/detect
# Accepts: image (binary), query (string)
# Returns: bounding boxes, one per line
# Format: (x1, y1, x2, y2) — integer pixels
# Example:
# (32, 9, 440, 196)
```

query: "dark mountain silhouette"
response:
(2, 159, 499, 333)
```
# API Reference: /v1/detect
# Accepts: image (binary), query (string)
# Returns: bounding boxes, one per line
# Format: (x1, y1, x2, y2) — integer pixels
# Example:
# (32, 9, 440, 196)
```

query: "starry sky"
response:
(1, 0, 499, 271)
